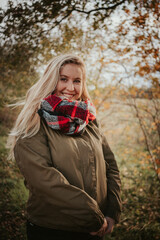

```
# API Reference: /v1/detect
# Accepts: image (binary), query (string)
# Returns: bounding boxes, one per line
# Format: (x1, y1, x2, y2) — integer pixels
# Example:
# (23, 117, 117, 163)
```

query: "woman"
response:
(7, 54, 121, 240)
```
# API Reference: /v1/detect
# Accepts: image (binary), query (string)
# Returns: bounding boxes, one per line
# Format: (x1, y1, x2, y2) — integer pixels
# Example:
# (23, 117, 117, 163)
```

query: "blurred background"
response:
(0, 0, 160, 239)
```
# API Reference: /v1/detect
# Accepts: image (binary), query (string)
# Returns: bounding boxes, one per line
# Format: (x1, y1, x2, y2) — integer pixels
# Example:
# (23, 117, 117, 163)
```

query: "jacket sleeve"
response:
(101, 134, 122, 223)
(14, 124, 104, 232)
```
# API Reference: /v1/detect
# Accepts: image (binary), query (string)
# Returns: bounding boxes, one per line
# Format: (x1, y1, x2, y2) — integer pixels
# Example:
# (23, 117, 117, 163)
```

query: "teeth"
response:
(63, 94, 73, 98)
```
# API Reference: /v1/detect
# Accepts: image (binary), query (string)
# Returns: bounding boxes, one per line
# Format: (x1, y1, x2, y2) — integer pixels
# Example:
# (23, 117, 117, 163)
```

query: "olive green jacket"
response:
(14, 120, 121, 232)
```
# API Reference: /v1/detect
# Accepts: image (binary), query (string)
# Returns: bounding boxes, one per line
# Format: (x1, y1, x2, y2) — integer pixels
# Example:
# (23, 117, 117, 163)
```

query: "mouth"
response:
(61, 93, 75, 99)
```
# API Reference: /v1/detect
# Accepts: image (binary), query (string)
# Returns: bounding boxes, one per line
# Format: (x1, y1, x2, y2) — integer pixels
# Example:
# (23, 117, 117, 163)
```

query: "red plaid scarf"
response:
(38, 94, 96, 135)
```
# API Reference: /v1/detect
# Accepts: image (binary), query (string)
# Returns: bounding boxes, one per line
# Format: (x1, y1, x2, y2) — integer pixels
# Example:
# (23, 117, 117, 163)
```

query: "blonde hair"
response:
(7, 54, 90, 159)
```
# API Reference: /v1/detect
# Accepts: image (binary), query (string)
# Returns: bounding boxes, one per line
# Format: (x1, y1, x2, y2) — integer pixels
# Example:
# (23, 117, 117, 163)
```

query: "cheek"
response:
(56, 82, 64, 92)
(76, 85, 82, 95)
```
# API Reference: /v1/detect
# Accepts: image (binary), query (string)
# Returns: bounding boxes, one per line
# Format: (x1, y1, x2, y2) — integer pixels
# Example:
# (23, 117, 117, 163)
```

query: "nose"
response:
(66, 80, 74, 91)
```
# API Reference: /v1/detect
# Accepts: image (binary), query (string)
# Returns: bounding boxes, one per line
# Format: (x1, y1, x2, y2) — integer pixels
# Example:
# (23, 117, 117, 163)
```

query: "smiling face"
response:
(54, 64, 83, 100)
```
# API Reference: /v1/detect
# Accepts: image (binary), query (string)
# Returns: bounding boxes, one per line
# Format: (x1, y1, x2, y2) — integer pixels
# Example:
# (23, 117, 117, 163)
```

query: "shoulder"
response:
(85, 119, 103, 141)
(89, 118, 103, 135)
(15, 120, 48, 149)
(90, 119, 111, 148)
(92, 119, 101, 128)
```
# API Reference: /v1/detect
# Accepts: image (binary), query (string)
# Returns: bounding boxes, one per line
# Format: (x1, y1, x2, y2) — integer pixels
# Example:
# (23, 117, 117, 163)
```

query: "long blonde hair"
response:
(7, 54, 90, 159)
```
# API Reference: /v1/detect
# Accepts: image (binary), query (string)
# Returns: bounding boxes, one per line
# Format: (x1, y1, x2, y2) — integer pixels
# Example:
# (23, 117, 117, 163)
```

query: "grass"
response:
(0, 149, 28, 240)
(0, 110, 28, 240)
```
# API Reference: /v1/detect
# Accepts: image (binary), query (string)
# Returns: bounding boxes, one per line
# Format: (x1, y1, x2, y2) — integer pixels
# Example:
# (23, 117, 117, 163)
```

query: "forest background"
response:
(0, 0, 160, 239)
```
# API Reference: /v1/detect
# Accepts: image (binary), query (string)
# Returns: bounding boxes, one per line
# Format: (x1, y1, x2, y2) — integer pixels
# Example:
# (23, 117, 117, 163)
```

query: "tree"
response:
(0, 0, 127, 61)
(0, 0, 128, 106)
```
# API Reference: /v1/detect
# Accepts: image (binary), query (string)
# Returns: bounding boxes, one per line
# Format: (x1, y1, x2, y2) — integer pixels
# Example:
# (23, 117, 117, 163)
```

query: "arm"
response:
(102, 134, 122, 223)
(14, 124, 104, 232)
(90, 134, 121, 237)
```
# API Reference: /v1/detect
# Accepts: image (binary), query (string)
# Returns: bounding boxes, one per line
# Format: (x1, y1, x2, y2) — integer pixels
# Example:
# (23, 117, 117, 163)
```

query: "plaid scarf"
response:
(38, 94, 96, 135)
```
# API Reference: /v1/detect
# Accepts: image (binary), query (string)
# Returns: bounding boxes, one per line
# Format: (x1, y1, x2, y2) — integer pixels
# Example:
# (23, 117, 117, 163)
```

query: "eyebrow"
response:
(60, 74, 81, 79)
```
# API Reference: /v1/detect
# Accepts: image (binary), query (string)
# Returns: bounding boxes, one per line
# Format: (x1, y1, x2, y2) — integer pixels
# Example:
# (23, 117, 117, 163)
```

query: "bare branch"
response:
(132, 98, 159, 180)
(74, 0, 126, 15)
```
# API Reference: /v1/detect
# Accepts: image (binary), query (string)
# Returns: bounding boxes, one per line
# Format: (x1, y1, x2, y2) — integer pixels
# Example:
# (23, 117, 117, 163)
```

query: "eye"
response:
(60, 78, 67, 82)
(74, 79, 81, 83)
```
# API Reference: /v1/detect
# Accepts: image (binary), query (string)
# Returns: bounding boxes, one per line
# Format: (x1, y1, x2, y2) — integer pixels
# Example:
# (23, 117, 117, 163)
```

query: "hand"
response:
(105, 216, 115, 234)
(90, 218, 108, 237)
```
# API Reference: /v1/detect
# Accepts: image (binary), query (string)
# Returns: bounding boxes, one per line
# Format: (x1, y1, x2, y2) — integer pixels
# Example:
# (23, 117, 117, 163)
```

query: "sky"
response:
(0, 0, 23, 9)
(0, 0, 8, 8)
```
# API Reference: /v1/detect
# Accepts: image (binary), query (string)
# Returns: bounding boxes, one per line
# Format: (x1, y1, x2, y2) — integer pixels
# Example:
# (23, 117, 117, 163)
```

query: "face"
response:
(54, 64, 83, 100)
